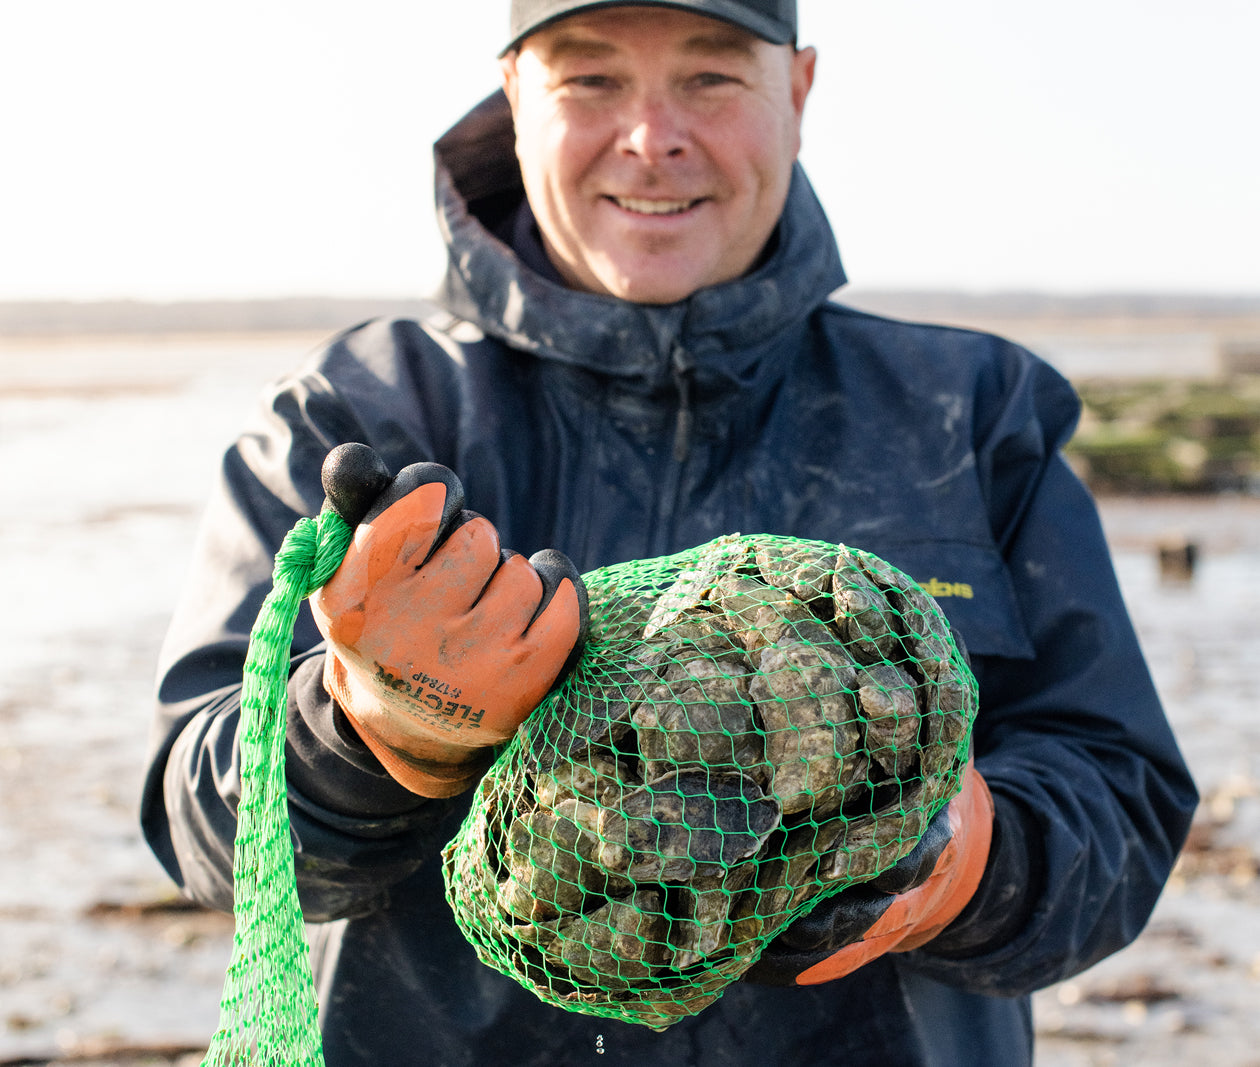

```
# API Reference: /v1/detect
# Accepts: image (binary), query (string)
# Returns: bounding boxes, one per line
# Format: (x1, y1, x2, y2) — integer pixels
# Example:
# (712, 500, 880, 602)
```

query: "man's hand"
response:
(310, 444, 589, 798)
(746, 762, 994, 985)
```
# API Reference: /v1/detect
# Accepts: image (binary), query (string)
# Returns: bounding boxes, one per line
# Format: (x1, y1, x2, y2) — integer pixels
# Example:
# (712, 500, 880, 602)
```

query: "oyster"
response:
(750, 637, 863, 816)
(705, 573, 817, 652)
(632, 654, 764, 781)
(729, 814, 851, 944)
(833, 562, 903, 664)
(754, 541, 837, 606)
(643, 535, 751, 638)
(858, 550, 959, 681)
(595, 768, 781, 884)
(667, 864, 757, 970)
(498, 798, 614, 922)
(549, 889, 673, 989)
(854, 661, 920, 778)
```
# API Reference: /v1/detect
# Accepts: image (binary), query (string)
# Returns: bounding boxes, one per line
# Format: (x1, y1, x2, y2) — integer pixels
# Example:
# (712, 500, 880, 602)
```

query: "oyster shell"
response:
(667, 864, 756, 970)
(854, 661, 921, 778)
(498, 799, 614, 922)
(595, 769, 781, 884)
(749, 638, 863, 816)
(551, 889, 673, 989)
(643, 535, 751, 638)
(632, 654, 764, 781)
(728, 813, 853, 944)
(704, 573, 821, 654)
(832, 552, 904, 664)
(858, 550, 958, 681)
(754, 541, 837, 607)
(819, 781, 936, 883)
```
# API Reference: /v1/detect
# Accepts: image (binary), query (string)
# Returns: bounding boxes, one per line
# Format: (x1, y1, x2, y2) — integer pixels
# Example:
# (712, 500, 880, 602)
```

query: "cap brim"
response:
(501, 1, 795, 56)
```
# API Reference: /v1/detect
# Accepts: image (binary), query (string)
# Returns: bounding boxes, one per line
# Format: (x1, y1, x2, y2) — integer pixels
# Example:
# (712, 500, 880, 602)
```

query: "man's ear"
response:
(499, 51, 520, 114)
(791, 45, 817, 122)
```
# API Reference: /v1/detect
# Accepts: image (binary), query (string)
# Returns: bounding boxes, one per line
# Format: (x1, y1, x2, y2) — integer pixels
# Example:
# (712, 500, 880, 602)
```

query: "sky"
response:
(1, 0, 1257, 302)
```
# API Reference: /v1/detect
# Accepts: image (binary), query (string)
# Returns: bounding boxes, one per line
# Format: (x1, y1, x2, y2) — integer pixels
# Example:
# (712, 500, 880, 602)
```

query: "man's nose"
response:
(618, 95, 687, 163)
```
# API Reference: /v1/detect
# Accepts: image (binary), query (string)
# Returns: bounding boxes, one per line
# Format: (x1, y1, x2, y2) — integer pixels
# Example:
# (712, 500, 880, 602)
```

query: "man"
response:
(141, 1, 1197, 1063)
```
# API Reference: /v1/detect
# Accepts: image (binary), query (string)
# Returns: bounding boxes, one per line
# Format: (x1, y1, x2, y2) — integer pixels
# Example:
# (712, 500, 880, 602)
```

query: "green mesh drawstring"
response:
(202, 509, 352, 1067)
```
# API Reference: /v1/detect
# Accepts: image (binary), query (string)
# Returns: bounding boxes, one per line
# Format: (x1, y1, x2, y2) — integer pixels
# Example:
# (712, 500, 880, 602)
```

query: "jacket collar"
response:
(433, 90, 847, 384)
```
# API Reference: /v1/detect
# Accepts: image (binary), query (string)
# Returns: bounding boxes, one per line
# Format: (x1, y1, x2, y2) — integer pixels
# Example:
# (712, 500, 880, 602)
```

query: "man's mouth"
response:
(610, 196, 702, 216)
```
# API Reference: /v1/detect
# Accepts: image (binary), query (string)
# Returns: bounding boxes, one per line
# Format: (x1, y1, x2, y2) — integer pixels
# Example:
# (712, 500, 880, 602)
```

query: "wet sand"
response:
(1, 334, 1256, 1066)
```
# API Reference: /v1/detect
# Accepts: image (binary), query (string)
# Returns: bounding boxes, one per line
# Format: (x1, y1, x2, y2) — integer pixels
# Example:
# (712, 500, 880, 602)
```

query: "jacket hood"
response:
(433, 90, 847, 384)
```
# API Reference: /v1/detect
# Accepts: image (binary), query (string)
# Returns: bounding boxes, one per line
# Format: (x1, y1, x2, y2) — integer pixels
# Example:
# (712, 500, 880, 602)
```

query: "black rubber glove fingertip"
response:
(321, 443, 392, 527)
(530, 549, 590, 639)
(528, 548, 591, 681)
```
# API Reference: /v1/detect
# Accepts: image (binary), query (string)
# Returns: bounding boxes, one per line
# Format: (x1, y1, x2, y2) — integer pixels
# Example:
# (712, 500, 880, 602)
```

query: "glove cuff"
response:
(323, 653, 496, 798)
(918, 791, 1045, 959)
(892, 765, 994, 951)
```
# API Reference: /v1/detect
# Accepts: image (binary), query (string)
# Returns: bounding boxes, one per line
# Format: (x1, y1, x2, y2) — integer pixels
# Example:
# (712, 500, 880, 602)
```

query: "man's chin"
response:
(588, 262, 719, 306)
(545, 238, 728, 304)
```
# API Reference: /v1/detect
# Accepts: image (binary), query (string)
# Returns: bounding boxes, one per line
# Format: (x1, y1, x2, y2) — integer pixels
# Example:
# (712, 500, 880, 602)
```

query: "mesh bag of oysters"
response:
(442, 533, 977, 1029)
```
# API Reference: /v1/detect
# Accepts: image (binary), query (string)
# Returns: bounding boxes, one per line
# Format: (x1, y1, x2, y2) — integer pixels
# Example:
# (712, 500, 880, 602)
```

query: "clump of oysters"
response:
(443, 535, 976, 1028)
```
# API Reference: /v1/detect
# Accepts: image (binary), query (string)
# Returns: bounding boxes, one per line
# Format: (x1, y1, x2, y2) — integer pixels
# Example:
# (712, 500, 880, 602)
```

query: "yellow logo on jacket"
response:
(917, 577, 974, 600)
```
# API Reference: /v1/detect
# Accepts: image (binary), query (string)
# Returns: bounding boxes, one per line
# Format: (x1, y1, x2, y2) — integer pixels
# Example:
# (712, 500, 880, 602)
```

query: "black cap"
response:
(503, 0, 797, 55)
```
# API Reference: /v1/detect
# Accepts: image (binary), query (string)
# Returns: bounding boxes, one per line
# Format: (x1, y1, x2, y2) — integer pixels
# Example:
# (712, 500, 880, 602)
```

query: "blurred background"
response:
(1, 2, 1257, 1064)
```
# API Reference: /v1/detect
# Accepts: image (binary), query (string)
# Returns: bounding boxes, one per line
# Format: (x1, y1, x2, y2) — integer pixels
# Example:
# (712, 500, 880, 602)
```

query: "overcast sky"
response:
(2, 0, 1257, 301)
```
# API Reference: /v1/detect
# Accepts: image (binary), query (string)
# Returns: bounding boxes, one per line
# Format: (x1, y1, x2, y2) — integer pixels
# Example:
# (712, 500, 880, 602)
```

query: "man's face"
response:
(501, 7, 816, 305)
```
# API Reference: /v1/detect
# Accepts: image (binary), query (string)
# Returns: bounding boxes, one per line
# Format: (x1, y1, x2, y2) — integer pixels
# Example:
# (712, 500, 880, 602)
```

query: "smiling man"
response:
(502, 5, 814, 302)
(143, 2, 1197, 1064)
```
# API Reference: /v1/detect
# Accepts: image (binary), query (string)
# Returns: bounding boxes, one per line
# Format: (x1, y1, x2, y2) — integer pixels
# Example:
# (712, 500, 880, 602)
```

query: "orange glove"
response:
(309, 444, 588, 798)
(746, 762, 994, 985)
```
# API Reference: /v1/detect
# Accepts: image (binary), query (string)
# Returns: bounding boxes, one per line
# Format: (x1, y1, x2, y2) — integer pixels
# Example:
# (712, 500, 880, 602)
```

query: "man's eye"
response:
(693, 72, 739, 89)
(568, 74, 616, 90)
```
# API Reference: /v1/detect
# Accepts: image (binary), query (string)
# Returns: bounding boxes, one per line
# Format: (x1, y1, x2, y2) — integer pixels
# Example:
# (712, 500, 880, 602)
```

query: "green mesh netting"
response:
(202, 509, 352, 1067)
(208, 523, 976, 1053)
(442, 533, 976, 1030)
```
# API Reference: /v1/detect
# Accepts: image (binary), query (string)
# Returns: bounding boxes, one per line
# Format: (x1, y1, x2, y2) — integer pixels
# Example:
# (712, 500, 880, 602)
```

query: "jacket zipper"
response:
(671, 342, 695, 464)
(648, 342, 694, 558)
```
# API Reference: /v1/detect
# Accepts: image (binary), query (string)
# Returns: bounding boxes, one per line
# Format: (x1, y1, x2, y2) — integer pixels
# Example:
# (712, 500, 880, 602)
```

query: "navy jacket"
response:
(141, 92, 1197, 1065)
